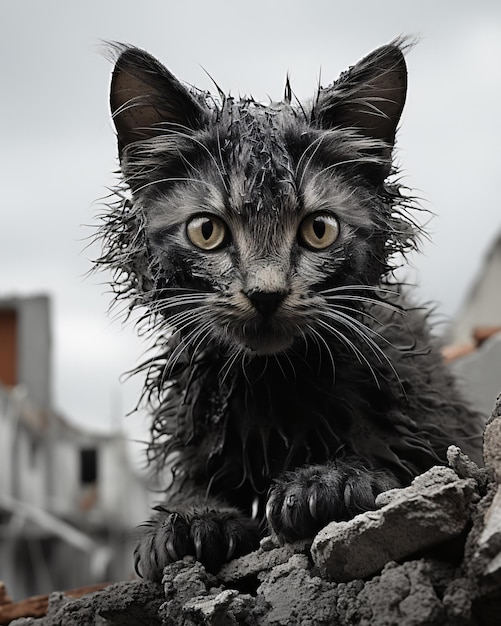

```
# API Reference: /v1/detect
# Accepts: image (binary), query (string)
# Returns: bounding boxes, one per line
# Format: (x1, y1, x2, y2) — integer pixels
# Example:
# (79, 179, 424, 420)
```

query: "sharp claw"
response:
(194, 535, 203, 562)
(285, 494, 296, 508)
(226, 535, 236, 561)
(266, 496, 276, 524)
(166, 537, 178, 562)
(149, 538, 160, 573)
(308, 491, 318, 520)
(251, 495, 260, 520)
(167, 512, 179, 525)
(344, 481, 353, 509)
(133, 550, 143, 579)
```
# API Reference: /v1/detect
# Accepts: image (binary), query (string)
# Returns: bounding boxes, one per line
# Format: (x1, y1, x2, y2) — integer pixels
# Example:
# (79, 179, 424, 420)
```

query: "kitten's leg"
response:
(266, 459, 400, 543)
(133, 494, 260, 581)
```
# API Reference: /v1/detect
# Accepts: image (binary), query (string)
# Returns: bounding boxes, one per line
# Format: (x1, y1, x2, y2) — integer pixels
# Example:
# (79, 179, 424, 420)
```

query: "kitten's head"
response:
(101, 41, 417, 357)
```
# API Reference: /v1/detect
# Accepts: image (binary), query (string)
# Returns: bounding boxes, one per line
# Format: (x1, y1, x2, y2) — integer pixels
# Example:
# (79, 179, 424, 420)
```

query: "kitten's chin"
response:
(217, 321, 298, 356)
(241, 333, 295, 356)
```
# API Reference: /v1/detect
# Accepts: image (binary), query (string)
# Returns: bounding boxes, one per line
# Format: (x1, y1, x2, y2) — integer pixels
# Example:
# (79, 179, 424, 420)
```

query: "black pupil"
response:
(312, 218, 326, 240)
(201, 219, 214, 240)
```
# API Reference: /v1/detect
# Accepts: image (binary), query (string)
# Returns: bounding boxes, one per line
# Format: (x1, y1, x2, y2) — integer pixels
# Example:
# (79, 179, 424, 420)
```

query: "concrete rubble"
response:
(7, 395, 501, 626)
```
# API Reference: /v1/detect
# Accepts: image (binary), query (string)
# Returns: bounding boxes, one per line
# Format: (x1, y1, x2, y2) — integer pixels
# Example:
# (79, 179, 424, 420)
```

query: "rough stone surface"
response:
(218, 539, 310, 584)
(447, 445, 489, 490)
(9, 581, 163, 626)
(484, 394, 501, 481)
(8, 400, 501, 626)
(311, 466, 477, 582)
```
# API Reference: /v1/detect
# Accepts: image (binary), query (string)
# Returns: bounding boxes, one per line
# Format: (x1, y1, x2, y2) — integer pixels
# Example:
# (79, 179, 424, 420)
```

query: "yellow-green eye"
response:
(299, 212, 339, 250)
(186, 215, 229, 250)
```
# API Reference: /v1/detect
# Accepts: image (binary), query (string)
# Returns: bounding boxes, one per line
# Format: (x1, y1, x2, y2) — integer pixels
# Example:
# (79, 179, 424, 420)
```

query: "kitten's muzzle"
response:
(245, 289, 287, 318)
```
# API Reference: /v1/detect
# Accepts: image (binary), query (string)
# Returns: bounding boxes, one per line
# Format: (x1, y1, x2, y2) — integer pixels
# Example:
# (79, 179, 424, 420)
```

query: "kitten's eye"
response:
(186, 214, 230, 250)
(298, 212, 339, 250)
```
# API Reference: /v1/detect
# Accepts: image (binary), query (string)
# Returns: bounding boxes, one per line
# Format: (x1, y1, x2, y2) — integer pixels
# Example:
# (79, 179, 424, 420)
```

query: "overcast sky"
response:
(1, 0, 500, 435)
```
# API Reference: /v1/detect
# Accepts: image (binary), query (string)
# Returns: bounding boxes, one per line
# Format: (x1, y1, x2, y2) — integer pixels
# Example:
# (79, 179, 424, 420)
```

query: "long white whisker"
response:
(297, 135, 324, 189)
(164, 317, 212, 375)
(219, 347, 243, 387)
(133, 176, 221, 196)
(322, 309, 389, 366)
(273, 354, 288, 381)
(305, 324, 336, 382)
(322, 293, 402, 314)
(316, 318, 380, 389)
(309, 157, 381, 186)
(280, 350, 297, 382)
(155, 124, 229, 193)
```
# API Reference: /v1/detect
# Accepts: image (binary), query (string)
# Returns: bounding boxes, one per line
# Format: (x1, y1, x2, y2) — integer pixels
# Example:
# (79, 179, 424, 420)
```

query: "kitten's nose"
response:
(246, 290, 287, 317)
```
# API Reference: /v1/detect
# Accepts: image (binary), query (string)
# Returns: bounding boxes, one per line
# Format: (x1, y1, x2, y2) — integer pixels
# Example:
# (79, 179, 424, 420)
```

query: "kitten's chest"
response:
(201, 362, 364, 481)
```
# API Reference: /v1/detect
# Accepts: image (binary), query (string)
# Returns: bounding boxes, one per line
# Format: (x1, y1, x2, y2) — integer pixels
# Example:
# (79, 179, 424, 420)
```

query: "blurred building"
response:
(444, 234, 501, 418)
(0, 295, 156, 600)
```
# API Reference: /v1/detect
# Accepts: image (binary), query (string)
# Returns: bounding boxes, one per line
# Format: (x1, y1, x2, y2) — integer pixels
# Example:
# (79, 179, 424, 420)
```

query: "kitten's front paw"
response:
(266, 462, 399, 543)
(134, 505, 259, 581)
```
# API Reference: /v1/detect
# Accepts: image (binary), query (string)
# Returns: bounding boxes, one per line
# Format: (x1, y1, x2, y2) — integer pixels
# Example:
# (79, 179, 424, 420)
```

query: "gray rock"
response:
(182, 589, 239, 625)
(257, 554, 338, 625)
(311, 467, 478, 582)
(447, 445, 489, 490)
(11, 581, 163, 626)
(10, 407, 501, 626)
(218, 540, 310, 584)
(484, 394, 501, 482)
(351, 560, 449, 626)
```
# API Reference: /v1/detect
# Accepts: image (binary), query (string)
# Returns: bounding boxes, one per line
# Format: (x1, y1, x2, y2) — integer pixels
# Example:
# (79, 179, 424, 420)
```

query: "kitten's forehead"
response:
(213, 99, 297, 214)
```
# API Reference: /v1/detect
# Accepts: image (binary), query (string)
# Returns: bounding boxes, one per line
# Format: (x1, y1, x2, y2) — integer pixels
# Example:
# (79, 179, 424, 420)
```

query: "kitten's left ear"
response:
(109, 45, 207, 159)
(315, 42, 408, 178)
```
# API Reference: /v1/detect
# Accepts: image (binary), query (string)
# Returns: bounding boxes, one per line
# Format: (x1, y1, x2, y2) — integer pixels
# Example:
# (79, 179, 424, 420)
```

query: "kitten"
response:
(98, 40, 483, 580)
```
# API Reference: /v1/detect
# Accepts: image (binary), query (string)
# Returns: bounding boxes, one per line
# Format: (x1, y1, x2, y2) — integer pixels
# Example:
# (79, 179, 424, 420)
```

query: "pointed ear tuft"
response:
(314, 42, 408, 177)
(109, 46, 207, 158)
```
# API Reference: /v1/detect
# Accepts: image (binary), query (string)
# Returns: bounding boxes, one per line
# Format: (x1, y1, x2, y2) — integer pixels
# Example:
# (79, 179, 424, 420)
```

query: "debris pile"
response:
(3, 396, 501, 626)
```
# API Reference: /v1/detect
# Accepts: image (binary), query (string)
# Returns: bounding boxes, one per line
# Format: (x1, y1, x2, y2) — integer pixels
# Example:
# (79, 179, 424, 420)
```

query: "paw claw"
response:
(285, 494, 296, 508)
(133, 549, 143, 579)
(343, 481, 353, 509)
(308, 492, 318, 520)
(226, 535, 236, 561)
(194, 535, 203, 562)
(166, 537, 179, 562)
(266, 496, 276, 525)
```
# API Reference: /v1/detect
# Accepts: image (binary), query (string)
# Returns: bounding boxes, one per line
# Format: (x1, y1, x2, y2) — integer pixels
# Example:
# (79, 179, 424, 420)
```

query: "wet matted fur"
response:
(95, 39, 483, 580)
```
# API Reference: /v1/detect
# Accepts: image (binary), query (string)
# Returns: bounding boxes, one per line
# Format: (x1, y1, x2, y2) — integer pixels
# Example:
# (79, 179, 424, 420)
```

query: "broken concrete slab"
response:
(447, 445, 489, 491)
(9, 408, 501, 626)
(218, 539, 310, 585)
(484, 394, 501, 482)
(9, 581, 163, 626)
(257, 554, 338, 625)
(311, 466, 478, 582)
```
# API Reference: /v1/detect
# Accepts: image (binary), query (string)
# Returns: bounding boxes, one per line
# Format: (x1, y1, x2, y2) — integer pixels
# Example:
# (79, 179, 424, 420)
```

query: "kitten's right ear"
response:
(109, 45, 207, 158)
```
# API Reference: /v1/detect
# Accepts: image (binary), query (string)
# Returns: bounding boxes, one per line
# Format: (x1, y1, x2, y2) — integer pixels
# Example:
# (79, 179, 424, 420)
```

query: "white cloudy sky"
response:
(1, 0, 500, 435)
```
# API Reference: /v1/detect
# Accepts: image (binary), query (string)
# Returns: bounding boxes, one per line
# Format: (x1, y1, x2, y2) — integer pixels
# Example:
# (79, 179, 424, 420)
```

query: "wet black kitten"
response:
(98, 40, 483, 580)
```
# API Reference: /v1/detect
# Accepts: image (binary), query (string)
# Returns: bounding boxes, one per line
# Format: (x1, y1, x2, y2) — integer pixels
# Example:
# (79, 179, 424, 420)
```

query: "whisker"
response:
(309, 156, 381, 186)
(219, 347, 243, 387)
(279, 350, 297, 383)
(296, 134, 325, 189)
(132, 176, 221, 196)
(318, 307, 405, 395)
(305, 324, 336, 382)
(322, 309, 389, 366)
(154, 123, 229, 193)
(273, 354, 287, 380)
(316, 317, 381, 389)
